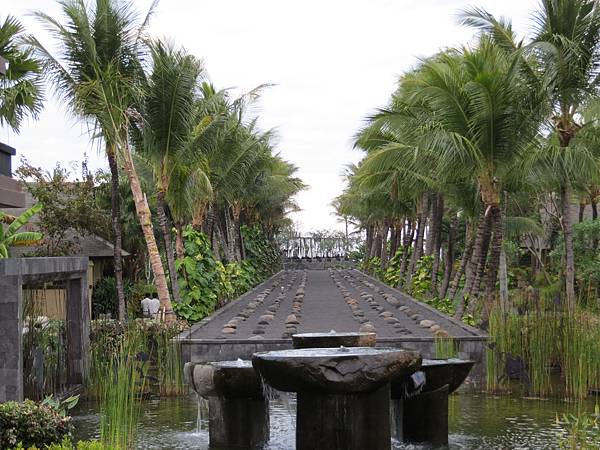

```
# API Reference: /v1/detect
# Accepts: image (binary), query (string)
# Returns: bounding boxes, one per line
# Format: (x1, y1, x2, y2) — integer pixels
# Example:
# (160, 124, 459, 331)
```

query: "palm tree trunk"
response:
(592, 199, 598, 220)
(498, 246, 509, 312)
(561, 181, 576, 310)
(398, 218, 414, 287)
(156, 191, 181, 303)
(448, 222, 473, 301)
(365, 224, 374, 260)
(380, 222, 390, 270)
(107, 147, 126, 321)
(175, 221, 185, 260)
(439, 214, 457, 299)
(483, 205, 503, 320)
(579, 203, 585, 222)
(389, 224, 398, 258)
(121, 142, 173, 319)
(430, 193, 444, 288)
(405, 195, 427, 288)
(456, 210, 491, 319)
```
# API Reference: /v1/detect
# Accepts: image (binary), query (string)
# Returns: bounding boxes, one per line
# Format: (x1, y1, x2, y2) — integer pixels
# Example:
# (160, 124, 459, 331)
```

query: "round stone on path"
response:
(222, 327, 236, 334)
(435, 329, 450, 338)
(420, 319, 435, 328)
(399, 306, 409, 312)
(252, 328, 265, 335)
(359, 323, 377, 334)
(286, 314, 299, 325)
(380, 311, 393, 318)
(430, 325, 441, 332)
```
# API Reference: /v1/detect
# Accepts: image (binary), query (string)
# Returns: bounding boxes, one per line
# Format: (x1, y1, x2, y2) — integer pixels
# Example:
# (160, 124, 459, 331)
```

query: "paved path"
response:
(188, 269, 479, 341)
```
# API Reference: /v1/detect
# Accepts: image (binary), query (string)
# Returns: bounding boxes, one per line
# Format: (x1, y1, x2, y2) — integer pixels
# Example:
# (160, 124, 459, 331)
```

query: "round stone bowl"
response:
(184, 360, 263, 399)
(390, 358, 474, 398)
(292, 331, 377, 349)
(252, 347, 421, 394)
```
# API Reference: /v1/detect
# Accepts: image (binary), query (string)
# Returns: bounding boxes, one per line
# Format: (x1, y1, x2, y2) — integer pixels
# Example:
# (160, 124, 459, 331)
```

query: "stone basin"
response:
(391, 358, 474, 398)
(184, 360, 263, 399)
(253, 347, 421, 394)
(292, 331, 376, 349)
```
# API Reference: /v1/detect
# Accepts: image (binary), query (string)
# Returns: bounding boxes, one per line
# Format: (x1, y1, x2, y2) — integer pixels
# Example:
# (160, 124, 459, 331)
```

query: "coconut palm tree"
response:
(0, 15, 44, 132)
(31, 0, 174, 319)
(136, 40, 204, 303)
(462, 0, 600, 310)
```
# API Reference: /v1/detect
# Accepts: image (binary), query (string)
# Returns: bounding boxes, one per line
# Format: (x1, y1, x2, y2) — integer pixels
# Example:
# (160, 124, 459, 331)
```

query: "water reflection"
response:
(71, 393, 596, 449)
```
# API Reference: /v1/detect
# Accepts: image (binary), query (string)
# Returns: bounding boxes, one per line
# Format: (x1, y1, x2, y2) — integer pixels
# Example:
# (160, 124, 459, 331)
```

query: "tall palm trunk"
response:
(365, 224, 374, 260)
(405, 194, 427, 288)
(398, 218, 413, 286)
(120, 141, 173, 318)
(430, 193, 444, 288)
(107, 146, 126, 321)
(389, 224, 398, 258)
(448, 222, 473, 301)
(483, 205, 503, 321)
(174, 220, 185, 260)
(439, 214, 457, 299)
(456, 210, 492, 319)
(498, 246, 509, 312)
(380, 222, 390, 270)
(156, 190, 181, 303)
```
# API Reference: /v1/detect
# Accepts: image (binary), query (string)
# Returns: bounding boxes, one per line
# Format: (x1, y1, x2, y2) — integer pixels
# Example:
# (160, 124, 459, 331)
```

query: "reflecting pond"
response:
(71, 393, 597, 449)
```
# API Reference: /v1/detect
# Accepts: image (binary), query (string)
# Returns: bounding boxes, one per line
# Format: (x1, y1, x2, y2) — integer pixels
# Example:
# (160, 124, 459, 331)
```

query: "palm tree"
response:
(462, 0, 600, 310)
(137, 40, 204, 303)
(0, 15, 44, 132)
(31, 0, 174, 319)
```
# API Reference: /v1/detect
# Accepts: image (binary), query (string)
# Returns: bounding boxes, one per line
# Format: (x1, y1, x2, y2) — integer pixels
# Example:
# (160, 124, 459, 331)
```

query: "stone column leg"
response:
(296, 384, 391, 450)
(401, 384, 450, 445)
(0, 277, 22, 402)
(208, 396, 269, 449)
(66, 276, 89, 385)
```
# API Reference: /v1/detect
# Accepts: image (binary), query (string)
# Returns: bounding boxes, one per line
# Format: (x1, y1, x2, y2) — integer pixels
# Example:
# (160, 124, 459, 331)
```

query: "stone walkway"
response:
(187, 269, 480, 341)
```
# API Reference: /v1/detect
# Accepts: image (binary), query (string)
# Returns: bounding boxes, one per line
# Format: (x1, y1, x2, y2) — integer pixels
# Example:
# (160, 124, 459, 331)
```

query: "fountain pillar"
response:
(184, 360, 269, 449)
(390, 358, 474, 446)
(253, 347, 421, 450)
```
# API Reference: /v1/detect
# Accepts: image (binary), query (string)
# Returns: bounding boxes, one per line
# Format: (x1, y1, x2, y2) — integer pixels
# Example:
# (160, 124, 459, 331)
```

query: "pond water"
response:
(72, 393, 597, 449)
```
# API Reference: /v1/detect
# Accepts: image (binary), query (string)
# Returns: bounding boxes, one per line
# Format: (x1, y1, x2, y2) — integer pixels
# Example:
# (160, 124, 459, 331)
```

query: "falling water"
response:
(195, 393, 209, 432)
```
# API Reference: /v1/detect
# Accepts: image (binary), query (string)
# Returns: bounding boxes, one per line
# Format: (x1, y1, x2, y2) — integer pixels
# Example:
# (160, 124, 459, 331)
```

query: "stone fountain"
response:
(184, 359, 268, 449)
(253, 346, 421, 450)
(390, 358, 475, 445)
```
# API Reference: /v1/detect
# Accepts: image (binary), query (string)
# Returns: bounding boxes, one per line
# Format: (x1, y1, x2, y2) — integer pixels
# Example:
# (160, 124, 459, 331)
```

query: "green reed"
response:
(99, 324, 147, 449)
(154, 326, 185, 397)
(487, 302, 600, 400)
(435, 336, 458, 359)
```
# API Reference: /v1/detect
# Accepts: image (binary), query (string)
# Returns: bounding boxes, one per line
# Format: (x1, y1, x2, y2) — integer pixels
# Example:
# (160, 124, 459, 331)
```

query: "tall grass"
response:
(435, 336, 458, 359)
(154, 325, 185, 396)
(98, 324, 147, 449)
(487, 302, 600, 399)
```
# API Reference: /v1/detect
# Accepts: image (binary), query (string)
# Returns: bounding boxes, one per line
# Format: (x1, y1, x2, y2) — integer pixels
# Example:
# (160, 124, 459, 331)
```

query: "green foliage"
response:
(41, 395, 79, 417)
(0, 203, 43, 258)
(16, 160, 110, 256)
(10, 438, 107, 450)
(383, 249, 403, 286)
(361, 257, 383, 279)
(0, 400, 73, 449)
(409, 256, 433, 299)
(557, 406, 600, 450)
(91, 278, 131, 320)
(175, 227, 221, 322)
(175, 225, 281, 322)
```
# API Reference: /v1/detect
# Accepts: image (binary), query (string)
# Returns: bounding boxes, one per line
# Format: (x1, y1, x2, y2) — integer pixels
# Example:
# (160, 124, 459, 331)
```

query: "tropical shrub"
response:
(175, 225, 281, 322)
(0, 400, 73, 449)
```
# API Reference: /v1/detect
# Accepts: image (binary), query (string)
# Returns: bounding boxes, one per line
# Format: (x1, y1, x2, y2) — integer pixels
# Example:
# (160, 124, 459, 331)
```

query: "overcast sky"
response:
(4, 0, 538, 232)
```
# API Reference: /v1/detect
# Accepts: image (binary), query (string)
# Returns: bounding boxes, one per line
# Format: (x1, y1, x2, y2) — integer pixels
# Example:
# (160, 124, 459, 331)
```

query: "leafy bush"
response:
(175, 225, 281, 322)
(0, 400, 73, 449)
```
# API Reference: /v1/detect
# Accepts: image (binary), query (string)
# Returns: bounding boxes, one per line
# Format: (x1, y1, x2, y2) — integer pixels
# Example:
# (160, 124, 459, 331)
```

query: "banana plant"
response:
(0, 203, 43, 258)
